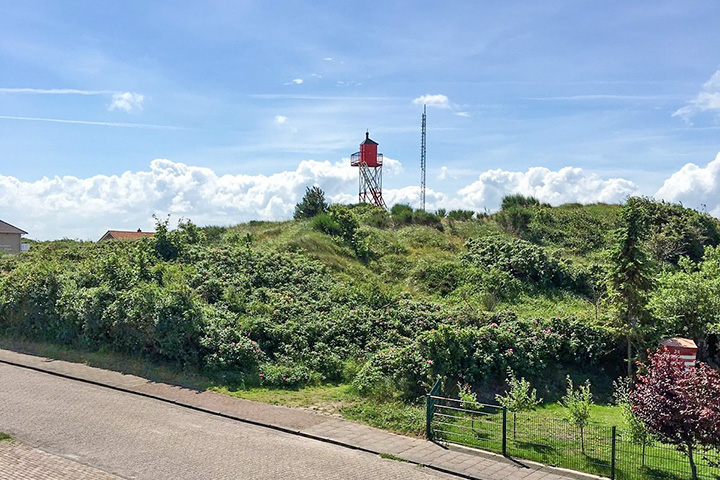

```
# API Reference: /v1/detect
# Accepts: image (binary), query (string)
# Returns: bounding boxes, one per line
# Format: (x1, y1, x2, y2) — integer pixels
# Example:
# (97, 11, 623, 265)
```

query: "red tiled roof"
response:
(99, 230, 154, 241)
(660, 337, 697, 349)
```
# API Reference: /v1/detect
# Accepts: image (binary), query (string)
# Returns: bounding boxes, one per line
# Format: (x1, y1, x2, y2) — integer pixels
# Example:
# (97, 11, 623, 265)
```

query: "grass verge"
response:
(214, 384, 424, 436)
(0, 337, 424, 436)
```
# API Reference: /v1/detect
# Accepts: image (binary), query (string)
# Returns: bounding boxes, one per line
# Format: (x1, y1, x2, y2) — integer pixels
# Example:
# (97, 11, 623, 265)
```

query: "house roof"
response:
(99, 230, 154, 242)
(0, 220, 28, 235)
(660, 337, 697, 349)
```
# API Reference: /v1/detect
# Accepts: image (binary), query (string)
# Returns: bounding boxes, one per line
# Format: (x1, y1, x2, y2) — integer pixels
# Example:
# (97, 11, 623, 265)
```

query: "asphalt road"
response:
(0, 362, 459, 480)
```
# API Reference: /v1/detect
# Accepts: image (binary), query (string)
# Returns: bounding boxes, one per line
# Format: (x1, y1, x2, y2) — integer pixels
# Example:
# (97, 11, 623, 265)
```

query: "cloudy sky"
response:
(2, 1, 720, 240)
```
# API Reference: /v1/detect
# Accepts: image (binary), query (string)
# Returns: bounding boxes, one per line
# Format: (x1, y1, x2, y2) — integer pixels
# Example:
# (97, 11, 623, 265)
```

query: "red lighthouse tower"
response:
(351, 131, 387, 208)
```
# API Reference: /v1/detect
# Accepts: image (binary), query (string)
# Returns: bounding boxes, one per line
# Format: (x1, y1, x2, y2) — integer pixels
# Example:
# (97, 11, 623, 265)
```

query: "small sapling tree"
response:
(630, 348, 720, 480)
(495, 369, 542, 439)
(458, 382, 479, 411)
(613, 376, 653, 466)
(560, 376, 593, 454)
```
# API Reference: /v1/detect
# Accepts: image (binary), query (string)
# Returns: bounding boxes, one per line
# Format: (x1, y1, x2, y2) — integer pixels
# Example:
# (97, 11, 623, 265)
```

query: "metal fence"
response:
(426, 383, 720, 480)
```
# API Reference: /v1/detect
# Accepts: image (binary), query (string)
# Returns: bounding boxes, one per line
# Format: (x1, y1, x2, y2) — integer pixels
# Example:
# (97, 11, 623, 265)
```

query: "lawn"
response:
(431, 399, 720, 480)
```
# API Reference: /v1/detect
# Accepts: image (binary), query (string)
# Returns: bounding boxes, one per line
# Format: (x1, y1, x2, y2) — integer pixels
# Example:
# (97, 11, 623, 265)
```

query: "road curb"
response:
(0, 356, 486, 480)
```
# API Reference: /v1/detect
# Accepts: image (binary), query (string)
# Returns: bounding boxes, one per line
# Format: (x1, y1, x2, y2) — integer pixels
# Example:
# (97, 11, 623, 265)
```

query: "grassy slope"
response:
(218, 204, 623, 321)
(0, 204, 627, 435)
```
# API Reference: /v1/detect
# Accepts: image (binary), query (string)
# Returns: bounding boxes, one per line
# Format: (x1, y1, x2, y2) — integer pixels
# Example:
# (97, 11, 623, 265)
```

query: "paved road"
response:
(0, 363, 459, 480)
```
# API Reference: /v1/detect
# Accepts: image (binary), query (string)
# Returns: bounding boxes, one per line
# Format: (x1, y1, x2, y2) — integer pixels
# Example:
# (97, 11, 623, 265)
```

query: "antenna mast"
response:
(420, 104, 427, 211)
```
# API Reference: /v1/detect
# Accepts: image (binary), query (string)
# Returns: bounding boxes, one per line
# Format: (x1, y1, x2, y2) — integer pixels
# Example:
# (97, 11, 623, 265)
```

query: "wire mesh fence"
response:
(615, 434, 720, 480)
(427, 391, 720, 480)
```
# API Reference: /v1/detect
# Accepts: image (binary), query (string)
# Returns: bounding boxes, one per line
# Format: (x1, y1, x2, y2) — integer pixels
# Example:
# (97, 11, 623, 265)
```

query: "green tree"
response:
(495, 369, 542, 438)
(294, 186, 328, 219)
(607, 198, 653, 376)
(560, 376, 593, 453)
(648, 247, 720, 354)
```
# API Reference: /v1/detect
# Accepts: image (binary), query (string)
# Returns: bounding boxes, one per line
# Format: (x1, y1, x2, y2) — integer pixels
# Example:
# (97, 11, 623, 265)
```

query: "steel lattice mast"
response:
(420, 104, 427, 211)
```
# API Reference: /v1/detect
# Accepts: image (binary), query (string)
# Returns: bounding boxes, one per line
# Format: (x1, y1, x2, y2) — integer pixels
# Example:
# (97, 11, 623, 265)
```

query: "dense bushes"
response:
(4, 196, 716, 403)
(463, 235, 589, 294)
(354, 315, 620, 401)
(0, 228, 453, 388)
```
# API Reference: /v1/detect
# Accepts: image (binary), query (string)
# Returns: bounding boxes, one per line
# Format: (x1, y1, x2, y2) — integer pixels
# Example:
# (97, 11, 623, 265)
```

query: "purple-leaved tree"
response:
(630, 348, 720, 480)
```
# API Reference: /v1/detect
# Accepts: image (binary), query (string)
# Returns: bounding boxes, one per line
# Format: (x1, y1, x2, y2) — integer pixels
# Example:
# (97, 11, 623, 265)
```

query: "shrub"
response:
(199, 314, 265, 374)
(358, 317, 619, 400)
(411, 210, 443, 230)
(501, 195, 546, 210)
(447, 210, 474, 221)
(464, 235, 585, 293)
(390, 204, 414, 224)
(411, 258, 461, 296)
(310, 212, 342, 236)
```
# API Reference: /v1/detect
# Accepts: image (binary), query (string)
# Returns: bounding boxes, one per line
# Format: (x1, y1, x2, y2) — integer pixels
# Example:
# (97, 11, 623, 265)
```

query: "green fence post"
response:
(611, 425, 617, 480)
(426, 392, 434, 440)
(426, 377, 441, 441)
(502, 407, 507, 456)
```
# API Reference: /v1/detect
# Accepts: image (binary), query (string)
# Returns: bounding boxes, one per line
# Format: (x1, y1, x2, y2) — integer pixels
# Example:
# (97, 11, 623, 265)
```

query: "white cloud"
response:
(412, 94, 450, 109)
(0, 158, 361, 240)
(655, 153, 720, 216)
(323, 57, 333, 61)
(455, 111, 470, 117)
(454, 166, 638, 211)
(16, 155, 720, 241)
(292, 78, 304, 85)
(383, 186, 450, 211)
(0, 87, 146, 113)
(673, 70, 720, 122)
(438, 166, 448, 180)
(108, 92, 144, 112)
(0, 88, 114, 95)
(274, 115, 288, 125)
(0, 114, 180, 130)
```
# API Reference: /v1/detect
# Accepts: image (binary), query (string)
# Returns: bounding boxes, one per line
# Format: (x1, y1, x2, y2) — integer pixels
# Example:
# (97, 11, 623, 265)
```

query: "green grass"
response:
(534, 403, 623, 427)
(215, 383, 425, 436)
(432, 402, 720, 480)
(0, 433, 11, 441)
(0, 337, 214, 391)
(497, 290, 596, 320)
(379, 452, 412, 463)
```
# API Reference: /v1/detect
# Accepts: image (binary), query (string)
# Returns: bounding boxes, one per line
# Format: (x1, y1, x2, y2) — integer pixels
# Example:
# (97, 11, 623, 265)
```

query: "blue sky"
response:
(2, 1, 720, 239)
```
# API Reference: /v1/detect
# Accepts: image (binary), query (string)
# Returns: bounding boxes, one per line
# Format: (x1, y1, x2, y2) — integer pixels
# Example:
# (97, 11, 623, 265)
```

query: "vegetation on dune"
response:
(1, 194, 719, 415)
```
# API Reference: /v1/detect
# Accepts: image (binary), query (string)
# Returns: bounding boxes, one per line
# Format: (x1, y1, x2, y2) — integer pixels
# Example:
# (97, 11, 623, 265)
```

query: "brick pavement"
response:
(0, 441, 123, 480)
(0, 349, 606, 480)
